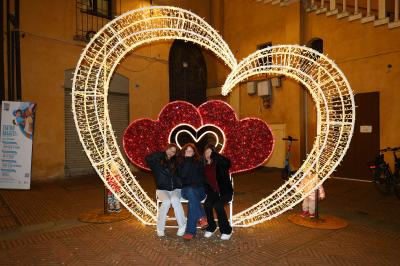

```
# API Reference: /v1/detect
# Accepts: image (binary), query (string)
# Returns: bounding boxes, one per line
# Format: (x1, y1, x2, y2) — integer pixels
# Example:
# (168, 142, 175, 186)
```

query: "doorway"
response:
(169, 40, 207, 106)
(335, 92, 380, 180)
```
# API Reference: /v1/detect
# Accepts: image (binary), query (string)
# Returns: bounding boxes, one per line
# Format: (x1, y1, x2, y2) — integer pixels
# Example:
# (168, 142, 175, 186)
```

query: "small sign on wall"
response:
(360, 125, 372, 133)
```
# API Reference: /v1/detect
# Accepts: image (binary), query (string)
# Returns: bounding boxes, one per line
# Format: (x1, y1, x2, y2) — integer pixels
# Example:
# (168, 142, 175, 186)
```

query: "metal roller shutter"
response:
(64, 90, 129, 177)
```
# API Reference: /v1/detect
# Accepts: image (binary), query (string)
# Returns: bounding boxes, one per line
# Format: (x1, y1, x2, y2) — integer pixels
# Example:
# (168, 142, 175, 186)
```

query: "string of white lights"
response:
(170, 123, 226, 151)
(72, 6, 355, 227)
(222, 45, 355, 226)
(72, 6, 237, 224)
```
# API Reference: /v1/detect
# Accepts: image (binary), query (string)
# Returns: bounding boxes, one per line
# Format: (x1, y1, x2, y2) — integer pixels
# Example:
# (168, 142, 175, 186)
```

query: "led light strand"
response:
(72, 6, 355, 227)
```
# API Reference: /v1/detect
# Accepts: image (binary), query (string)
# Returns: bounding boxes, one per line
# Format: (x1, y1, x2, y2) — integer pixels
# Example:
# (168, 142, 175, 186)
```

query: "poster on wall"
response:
(0, 101, 36, 189)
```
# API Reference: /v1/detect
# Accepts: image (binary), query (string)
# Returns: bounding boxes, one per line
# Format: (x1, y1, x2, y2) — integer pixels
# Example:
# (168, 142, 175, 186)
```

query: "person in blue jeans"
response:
(178, 143, 208, 240)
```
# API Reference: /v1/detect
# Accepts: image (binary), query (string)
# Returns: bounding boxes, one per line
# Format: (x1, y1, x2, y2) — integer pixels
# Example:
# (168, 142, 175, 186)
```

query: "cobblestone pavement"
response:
(1, 169, 399, 265)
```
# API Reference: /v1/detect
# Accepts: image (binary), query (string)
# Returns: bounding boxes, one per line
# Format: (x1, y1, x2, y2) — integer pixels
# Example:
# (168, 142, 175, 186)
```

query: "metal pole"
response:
(95, 0, 98, 34)
(0, 0, 5, 101)
(86, 0, 89, 40)
(103, 47, 109, 215)
(314, 132, 321, 220)
(15, 0, 21, 100)
(6, 0, 12, 100)
(300, 0, 308, 162)
(315, 187, 320, 219)
(91, 0, 93, 36)
(10, 20, 15, 101)
(104, 185, 109, 214)
(107, 0, 112, 20)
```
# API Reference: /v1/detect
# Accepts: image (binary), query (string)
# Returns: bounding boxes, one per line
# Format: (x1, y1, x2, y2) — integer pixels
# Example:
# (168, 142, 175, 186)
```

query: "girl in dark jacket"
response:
(178, 143, 208, 240)
(203, 144, 233, 240)
(145, 144, 186, 237)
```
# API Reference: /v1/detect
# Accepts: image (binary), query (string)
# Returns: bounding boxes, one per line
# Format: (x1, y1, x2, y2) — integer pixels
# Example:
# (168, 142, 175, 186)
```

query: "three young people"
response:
(146, 143, 233, 240)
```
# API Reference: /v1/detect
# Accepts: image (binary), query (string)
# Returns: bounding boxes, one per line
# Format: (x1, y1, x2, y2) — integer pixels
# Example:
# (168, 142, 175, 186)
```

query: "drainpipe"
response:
(300, 0, 308, 163)
(0, 0, 5, 101)
(15, 0, 21, 100)
(6, 0, 13, 100)
(5, 0, 20, 101)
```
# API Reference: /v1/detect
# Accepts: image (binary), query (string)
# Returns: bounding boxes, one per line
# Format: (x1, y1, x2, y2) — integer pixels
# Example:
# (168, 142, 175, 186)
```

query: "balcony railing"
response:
(255, 0, 400, 29)
(74, 0, 122, 42)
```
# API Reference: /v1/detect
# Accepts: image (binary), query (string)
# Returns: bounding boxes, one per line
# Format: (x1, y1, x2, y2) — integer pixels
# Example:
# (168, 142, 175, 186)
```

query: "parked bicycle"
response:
(368, 147, 400, 199)
(282, 136, 298, 181)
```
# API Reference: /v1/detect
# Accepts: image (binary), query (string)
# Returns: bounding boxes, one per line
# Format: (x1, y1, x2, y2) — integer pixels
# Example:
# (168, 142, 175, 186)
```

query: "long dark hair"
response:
(203, 143, 216, 154)
(180, 143, 201, 161)
(165, 143, 178, 153)
(203, 143, 216, 165)
(161, 143, 179, 169)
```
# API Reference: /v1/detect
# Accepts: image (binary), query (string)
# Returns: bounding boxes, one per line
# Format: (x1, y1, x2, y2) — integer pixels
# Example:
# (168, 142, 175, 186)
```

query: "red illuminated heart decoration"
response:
(198, 101, 275, 173)
(123, 100, 274, 173)
(123, 101, 202, 170)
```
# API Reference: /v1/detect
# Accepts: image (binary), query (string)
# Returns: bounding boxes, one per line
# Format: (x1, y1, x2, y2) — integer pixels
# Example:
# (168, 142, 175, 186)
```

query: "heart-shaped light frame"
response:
(72, 6, 355, 227)
(169, 124, 225, 151)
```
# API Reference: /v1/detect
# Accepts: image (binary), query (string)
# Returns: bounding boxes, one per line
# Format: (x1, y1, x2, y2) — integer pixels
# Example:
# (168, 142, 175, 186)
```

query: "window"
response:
(257, 42, 273, 67)
(81, 0, 115, 19)
(75, 0, 121, 42)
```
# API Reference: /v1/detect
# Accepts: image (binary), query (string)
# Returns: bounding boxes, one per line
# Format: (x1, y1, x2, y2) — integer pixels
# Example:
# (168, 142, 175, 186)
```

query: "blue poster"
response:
(0, 101, 36, 189)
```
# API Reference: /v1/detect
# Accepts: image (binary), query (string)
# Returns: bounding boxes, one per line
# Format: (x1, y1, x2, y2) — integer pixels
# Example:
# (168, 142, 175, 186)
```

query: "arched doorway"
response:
(169, 40, 207, 106)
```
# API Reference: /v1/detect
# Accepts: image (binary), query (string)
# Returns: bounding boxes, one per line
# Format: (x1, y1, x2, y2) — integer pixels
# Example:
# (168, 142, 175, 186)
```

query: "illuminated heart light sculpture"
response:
(72, 6, 355, 227)
(123, 100, 274, 174)
(170, 124, 225, 152)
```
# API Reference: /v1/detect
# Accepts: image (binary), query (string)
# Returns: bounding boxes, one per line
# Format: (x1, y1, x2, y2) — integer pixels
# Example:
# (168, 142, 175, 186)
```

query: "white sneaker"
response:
(177, 226, 186, 236)
(204, 229, 217, 238)
(157, 230, 165, 237)
(220, 233, 232, 240)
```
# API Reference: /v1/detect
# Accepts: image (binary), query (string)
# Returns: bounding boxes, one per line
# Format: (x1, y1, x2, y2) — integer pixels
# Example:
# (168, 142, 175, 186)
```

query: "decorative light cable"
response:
(72, 6, 355, 226)
(72, 6, 236, 225)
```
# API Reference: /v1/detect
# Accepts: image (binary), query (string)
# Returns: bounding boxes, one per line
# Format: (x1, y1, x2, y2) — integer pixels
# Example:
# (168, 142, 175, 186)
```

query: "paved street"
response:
(1, 169, 399, 265)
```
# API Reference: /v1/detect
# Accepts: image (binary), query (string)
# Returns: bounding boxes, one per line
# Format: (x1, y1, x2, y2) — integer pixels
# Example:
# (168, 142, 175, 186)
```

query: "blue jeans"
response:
(181, 186, 206, 235)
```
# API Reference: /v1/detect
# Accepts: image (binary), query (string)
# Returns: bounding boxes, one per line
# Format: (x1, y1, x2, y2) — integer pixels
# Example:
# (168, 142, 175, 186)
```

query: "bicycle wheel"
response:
(373, 168, 392, 195)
